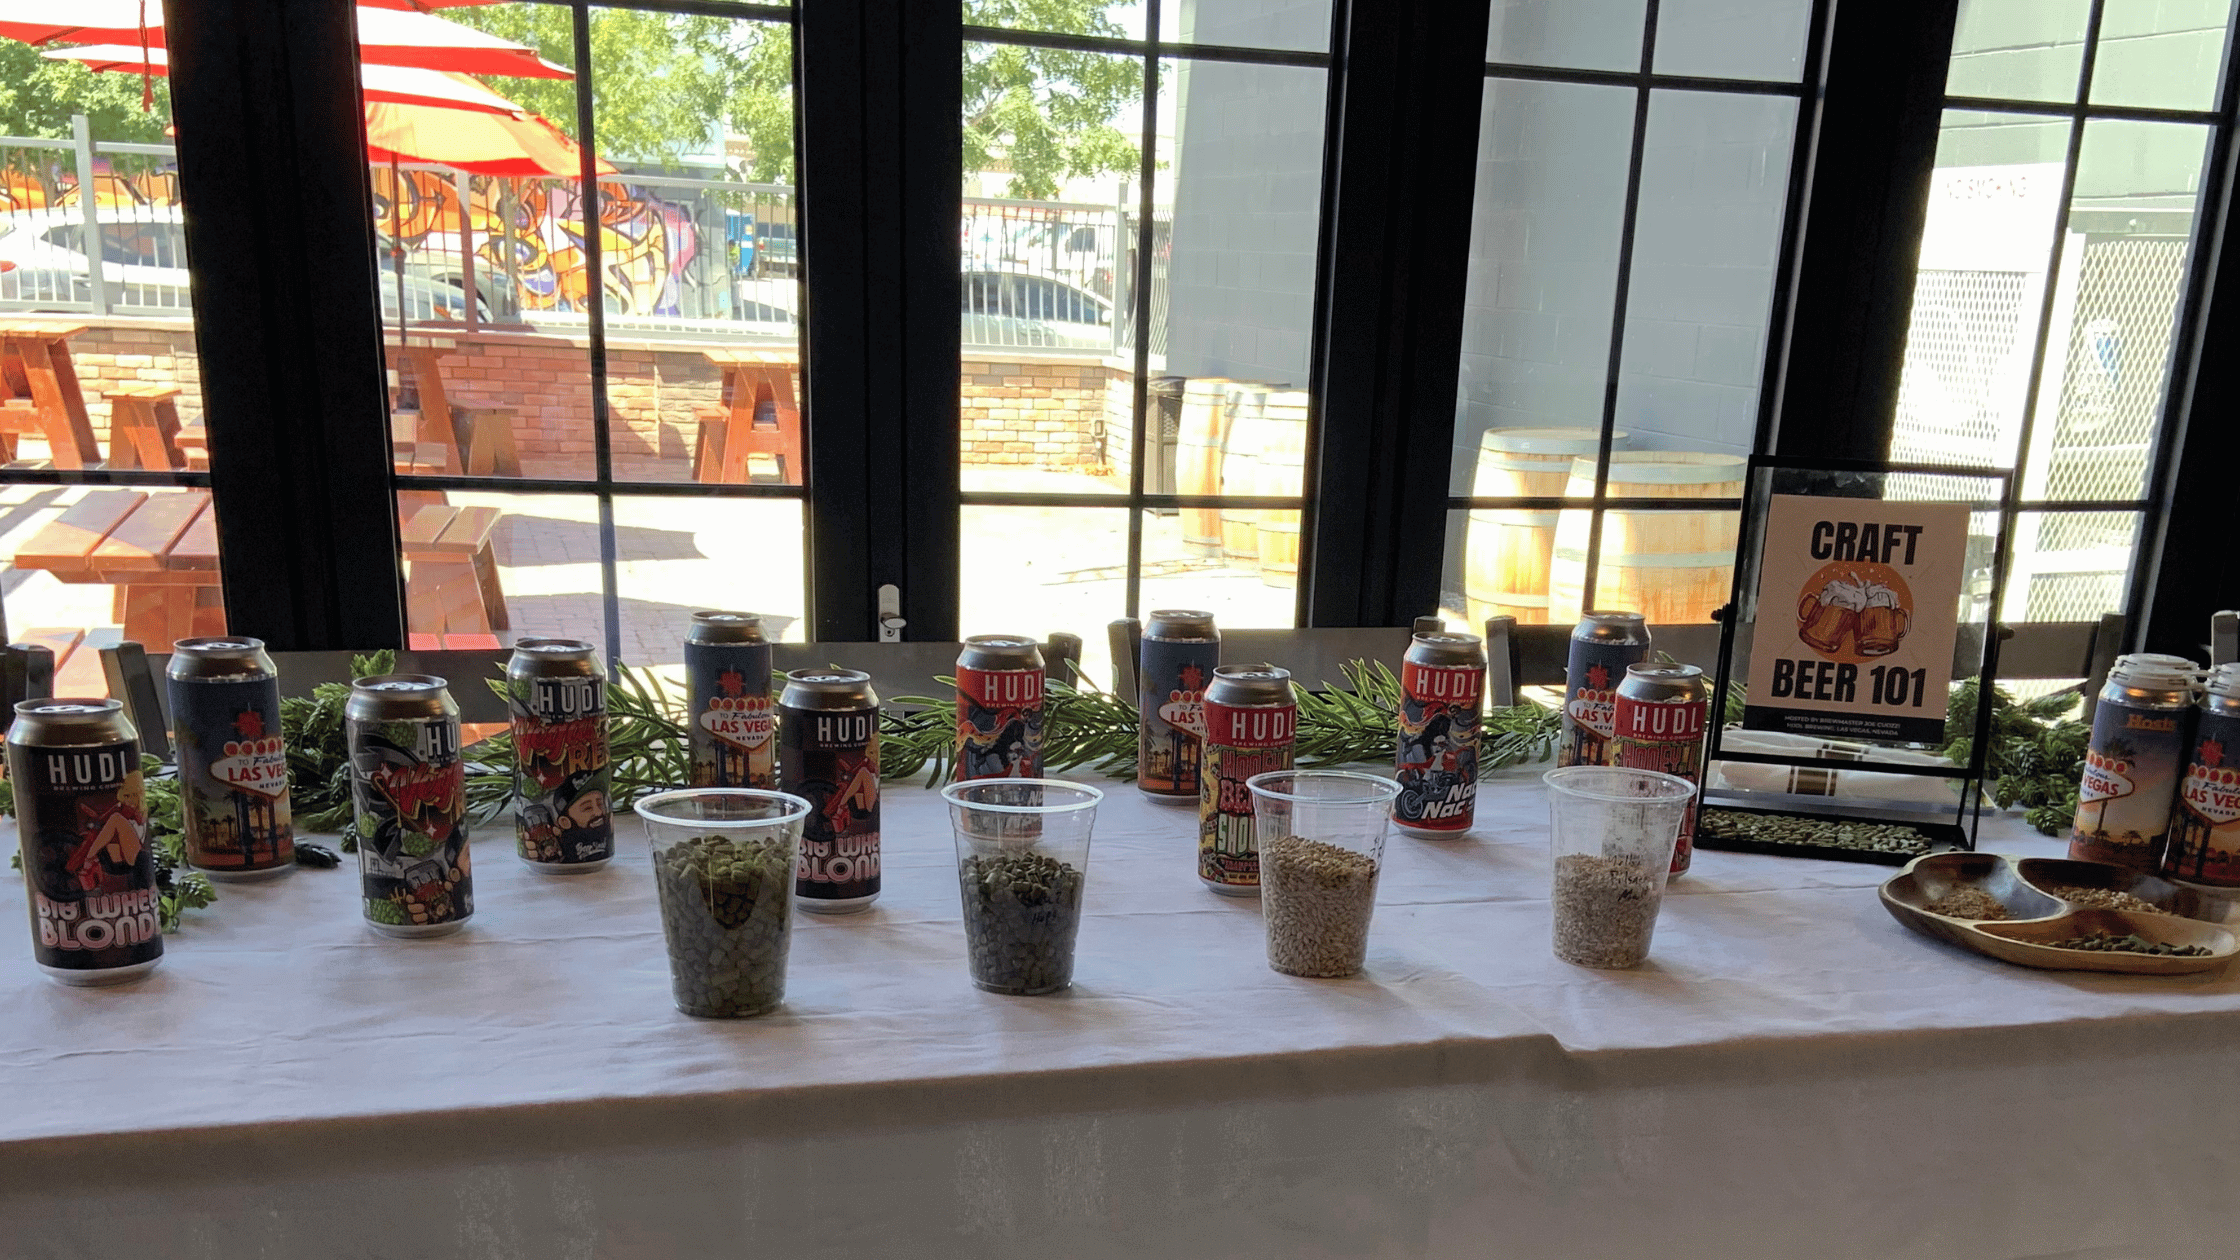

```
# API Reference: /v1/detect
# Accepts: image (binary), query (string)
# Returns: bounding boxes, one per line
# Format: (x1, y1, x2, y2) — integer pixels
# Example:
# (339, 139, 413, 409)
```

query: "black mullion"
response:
(1581, 0, 1660, 613)
(571, 1, 625, 665)
(1484, 60, 1802, 97)
(1751, 0, 1835, 457)
(1123, 4, 1160, 621)
(1997, 0, 2106, 615)
(1945, 94, 2218, 125)
(0, 470, 214, 489)
(962, 23, 1327, 68)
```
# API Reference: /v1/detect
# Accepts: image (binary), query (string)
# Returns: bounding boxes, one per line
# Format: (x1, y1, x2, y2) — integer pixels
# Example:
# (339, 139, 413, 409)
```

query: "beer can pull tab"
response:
(878, 584, 906, 643)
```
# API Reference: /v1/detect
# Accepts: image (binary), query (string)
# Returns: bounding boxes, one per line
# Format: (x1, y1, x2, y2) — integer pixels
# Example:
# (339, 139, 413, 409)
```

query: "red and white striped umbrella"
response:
(43, 45, 525, 114)
(0, 0, 570, 79)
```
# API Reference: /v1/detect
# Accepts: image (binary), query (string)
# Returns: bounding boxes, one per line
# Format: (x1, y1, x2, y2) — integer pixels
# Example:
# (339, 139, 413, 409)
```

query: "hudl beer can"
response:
(1394, 632, 1486, 838)
(1608, 664, 1709, 876)
(8, 699, 162, 985)
(1138, 610, 1219, 804)
(168, 637, 294, 880)
(780, 669, 881, 912)
(1199, 664, 1296, 894)
(1560, 612, 1652, 768)
(2165, 662, 2240, 885)
(687, 610, 775, 789)
(2070, 655, 2196, 873)
(506, 638, 613, 873)
(956, 635, 1045, 780)
(347, 675, 473, 937)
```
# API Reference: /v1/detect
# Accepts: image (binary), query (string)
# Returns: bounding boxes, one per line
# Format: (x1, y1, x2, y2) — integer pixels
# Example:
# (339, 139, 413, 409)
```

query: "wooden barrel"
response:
(1254, 390, 1309, 587)
(1548, 450, 1745, 625)
(1177, 378, 1233, 554)
(1461, 428, 1614, 626)
(1219, 386, 1266, 567)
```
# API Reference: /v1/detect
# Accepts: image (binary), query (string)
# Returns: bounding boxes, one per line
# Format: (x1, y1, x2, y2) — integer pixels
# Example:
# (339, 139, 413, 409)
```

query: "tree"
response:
(452, 0, 1145, 196)
(963, 0, 1144, 199)
(0, 42, 173, 143)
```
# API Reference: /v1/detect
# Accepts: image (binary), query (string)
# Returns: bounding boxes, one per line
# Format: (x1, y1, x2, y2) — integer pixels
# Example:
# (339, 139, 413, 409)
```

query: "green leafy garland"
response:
(1939, 677, 2089, 835)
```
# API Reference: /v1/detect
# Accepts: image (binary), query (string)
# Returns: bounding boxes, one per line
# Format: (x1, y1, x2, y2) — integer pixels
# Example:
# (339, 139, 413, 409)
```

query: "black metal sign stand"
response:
(1700, 454, 2016, 858)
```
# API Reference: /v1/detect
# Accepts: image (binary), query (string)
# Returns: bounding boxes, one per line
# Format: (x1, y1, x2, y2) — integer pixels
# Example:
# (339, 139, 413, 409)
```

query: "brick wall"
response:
(56, 319, 1121, 479)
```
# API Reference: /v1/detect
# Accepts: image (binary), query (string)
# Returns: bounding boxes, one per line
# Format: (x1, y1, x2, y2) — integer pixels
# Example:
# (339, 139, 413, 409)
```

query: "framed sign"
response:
(1704, 455, 2015, 848)
(1741, 494, 1972, 744)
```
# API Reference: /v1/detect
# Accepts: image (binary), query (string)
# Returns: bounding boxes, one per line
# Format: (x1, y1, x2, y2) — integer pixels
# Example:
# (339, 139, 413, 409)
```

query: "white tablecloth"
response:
(4, 765, 2238, 1259)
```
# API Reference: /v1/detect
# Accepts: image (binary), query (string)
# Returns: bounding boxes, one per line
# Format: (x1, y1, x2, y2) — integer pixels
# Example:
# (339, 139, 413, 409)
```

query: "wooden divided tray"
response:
(1880, 852, 2240, 975)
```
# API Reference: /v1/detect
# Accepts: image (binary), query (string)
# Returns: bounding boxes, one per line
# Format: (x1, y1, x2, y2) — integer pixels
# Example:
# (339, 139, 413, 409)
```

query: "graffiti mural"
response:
(369, 167, 705, 319)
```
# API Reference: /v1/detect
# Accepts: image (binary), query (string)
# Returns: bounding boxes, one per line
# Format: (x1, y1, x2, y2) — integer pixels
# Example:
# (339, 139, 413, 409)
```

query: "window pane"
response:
(400, 490, 597, 650)
(1485, 0, 1645, 72)
(1947, 0, 2091, 103)
(2030, 120, 2212, 503)
(1163, 58, 1327, 409)
(2, 487, 229, 697)
(1616, 90, 1797, 459)
(961, 505, 1130, 685)
(1139, 507, 1299, 629)
(1452, 78, 1636, 497)
(613, 495, 805, 667)
(1162, 0, 1333, 52)
(1890, 111, 2072, 472)
(2008, 510, 2141, 623)
(970, 0, 1147, 42)
(1447, 501, 1743, 630)
(962, 44, 1138, 496)
(2089, 0, 2231, 113)
(1653, 0, 1813, 82)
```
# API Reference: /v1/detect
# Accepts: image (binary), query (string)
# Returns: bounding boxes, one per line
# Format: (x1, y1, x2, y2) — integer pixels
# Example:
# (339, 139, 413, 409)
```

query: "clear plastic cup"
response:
(1542, 766, 1696, 969)
(942, 779, 1104, 995)
(1248, 770, 1401, 978)
(636, 788, 811, 1017)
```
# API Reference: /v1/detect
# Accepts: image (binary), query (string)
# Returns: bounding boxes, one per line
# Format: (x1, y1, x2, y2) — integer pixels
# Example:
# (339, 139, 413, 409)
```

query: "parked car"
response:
(961, 268, 1113, 350)
(0, 206, 488, 322)
(755, 221, 797, 276)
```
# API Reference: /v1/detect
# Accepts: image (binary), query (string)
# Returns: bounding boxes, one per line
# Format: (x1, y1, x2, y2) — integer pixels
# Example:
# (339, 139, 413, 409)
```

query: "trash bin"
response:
(1146, 376, 1186, 512)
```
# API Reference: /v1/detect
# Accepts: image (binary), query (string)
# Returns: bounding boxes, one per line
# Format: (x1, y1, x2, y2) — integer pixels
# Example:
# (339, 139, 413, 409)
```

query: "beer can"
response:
(1138, 610, 1219, 804)
(506, 638, 613, 873)
(1394, 632, 1486, 838)
(2070, 655, 2196, 873)
(780, 669, 881, 912)
(686, 610, 775, 789)
(1608, 664, 1709, 876)
(1559, 612, 1651, 768)
(167, 637, 294, 880)
(2164, 662, 2240, 885)
(7, 699, 161, 985)
(956, 635, 1045, 780)
(1198, 664, 1296, 894)
(346, 675, 473, 938)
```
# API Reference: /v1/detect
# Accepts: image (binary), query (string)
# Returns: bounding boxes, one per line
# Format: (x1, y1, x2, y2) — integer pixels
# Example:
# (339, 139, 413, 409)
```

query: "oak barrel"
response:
(1547, 450, 1744, 625)
(1461, 427, 1615, 626)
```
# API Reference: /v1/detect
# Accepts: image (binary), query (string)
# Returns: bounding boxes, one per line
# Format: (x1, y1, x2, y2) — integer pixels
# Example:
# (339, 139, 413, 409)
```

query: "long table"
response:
(4, 765, 2238, 1258)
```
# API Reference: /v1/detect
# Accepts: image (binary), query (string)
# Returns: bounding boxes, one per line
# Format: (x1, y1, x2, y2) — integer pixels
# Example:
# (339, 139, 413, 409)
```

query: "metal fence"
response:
(4, 117, 1168, 360)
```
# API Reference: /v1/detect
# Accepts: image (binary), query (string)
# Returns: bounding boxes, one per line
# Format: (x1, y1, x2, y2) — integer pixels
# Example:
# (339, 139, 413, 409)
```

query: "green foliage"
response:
(282, 650, 397, 841)
(1939, 677, 2089, 836)
(445, 7, 795, 179)
(0, 43, 173, 144)
(963, 3, 1144, 199)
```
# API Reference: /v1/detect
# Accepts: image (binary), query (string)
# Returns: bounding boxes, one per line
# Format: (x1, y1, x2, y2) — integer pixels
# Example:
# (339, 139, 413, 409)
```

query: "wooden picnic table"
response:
(0, 319, 102, 469)
(11, 490, 511, 656)
(695, 346, 801, 484)
(390, 343, 523, 477)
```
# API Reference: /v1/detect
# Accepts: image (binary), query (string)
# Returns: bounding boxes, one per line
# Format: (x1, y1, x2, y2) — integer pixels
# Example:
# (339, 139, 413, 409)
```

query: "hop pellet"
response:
(652, 834, 794, 1017)
(958, 852, 1085, 995)
(1261, 835, 1380, 978)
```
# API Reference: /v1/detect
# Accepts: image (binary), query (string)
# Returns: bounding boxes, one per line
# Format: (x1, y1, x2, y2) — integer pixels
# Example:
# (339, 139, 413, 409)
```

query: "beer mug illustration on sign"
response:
(1796, 573, 1910, 658)
(1856, 583, 1911, 657)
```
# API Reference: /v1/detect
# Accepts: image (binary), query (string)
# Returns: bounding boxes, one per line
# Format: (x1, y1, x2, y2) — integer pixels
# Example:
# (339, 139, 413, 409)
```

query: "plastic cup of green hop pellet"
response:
(636, 788, 811, 1018)
(1248, 770, 1401, 978)
(942, 778, 1103, 996)
(1543, 766, 1695, 969)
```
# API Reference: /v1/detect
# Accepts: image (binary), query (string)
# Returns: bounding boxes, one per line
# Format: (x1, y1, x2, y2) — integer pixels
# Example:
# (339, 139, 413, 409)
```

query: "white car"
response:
(0, 205, 486, 320)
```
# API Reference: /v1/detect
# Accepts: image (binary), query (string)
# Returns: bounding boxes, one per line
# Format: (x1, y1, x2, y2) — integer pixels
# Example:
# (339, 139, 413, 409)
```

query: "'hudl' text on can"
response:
(347, 675, 474, 937)
(507, 639, 613, 873)
(781, 670, 882, 912)
(956, 636, 1045, 780)
(1608, 664, 1709, 876)
(1199, 664, 1295, 894)
(8, 700, 162, 985)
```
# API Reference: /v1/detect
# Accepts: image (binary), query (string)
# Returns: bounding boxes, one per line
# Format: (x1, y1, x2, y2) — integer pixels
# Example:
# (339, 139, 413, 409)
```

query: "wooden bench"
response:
(0, 320, 101, 470)
(101, 383, 187, 471)
(400, 503, 509, 640)
(393, 344, 523, 477)
(174, 423, 209, 471)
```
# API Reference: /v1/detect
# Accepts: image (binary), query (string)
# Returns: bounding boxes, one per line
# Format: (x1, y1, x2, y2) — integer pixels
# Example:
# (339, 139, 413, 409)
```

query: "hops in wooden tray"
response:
(1921, 887, 2010, 921)
(2040, 884, 2169, 916)
(2045, 930, 2211, 957)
